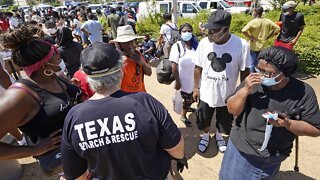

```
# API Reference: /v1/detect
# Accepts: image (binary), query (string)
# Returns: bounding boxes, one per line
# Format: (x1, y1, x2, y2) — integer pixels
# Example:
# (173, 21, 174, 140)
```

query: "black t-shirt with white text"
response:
(278, 12, 305, 43)
(61, 91, 181, 180)
(230, 77, 320, 157)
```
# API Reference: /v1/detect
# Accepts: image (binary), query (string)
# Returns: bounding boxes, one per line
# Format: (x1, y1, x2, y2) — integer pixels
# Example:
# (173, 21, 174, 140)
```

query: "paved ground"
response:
(17, 69, 320, 180)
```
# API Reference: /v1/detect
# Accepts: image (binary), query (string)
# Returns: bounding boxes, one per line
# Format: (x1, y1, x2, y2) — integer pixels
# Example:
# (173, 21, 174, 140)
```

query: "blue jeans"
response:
(250, 50, 260, 72)
(219, 140, 287, 180)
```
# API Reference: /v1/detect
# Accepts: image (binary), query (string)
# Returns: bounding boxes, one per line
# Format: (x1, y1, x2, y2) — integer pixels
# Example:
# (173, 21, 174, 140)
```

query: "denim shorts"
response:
(219, 140, 287, 180)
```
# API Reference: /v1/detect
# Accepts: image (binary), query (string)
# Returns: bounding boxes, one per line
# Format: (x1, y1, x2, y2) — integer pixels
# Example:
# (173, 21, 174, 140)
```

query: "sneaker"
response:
(17, 136, 27, 146)
(180, 115, 192, 127)
(215, 133, 227, 153)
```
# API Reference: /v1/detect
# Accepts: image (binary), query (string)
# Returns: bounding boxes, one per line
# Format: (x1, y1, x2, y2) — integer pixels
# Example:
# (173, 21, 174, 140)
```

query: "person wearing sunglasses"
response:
(220, 46, 320, 179)
(0, 25, 80, 167)
(193, 10, 251, 153)
(111, 25, 152, 93)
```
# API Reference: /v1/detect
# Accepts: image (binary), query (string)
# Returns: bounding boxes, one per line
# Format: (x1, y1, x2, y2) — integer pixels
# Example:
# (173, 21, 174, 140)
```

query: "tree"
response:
(0, 0, 14, 6)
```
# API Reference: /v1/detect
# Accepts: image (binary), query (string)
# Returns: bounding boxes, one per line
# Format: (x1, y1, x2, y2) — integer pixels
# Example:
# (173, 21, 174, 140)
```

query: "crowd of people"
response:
(0, 1, 319, 180)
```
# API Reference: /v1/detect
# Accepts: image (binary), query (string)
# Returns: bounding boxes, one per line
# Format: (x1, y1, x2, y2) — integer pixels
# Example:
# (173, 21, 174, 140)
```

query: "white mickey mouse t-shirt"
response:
(169, 41, 196, 93)
(193, 35, 251, 108)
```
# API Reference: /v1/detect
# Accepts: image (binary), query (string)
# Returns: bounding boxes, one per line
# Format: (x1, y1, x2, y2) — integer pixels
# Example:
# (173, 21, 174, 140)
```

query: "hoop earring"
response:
(44, 68, 54, 76)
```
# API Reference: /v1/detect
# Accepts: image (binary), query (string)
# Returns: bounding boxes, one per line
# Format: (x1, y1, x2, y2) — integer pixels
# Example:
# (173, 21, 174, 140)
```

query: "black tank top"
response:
(17, 77, 81, 143)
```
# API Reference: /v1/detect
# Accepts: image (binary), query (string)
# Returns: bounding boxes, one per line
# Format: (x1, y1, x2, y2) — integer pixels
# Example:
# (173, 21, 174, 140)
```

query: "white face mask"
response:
(258, 112, 278, 151)
(283, 12, 290, 16)
(45, 28, 57, 35)
(47, 59, 66, 76)
(56, 59, 66, 76)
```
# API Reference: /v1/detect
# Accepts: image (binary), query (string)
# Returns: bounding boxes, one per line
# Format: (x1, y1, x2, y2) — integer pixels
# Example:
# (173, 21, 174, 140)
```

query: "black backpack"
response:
(156, 42, 183, 85)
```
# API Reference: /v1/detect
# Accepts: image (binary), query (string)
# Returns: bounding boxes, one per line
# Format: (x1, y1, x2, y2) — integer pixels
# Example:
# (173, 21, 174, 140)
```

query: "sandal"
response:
(216, 139, 227, 153)
(180, 116, 192, 127)
(198, 136, 210, 153)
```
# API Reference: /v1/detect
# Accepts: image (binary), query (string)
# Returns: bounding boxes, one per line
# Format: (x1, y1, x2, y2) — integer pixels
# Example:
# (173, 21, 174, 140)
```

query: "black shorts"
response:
(196, 100, 233, 135)
(180, 91, 194, 110)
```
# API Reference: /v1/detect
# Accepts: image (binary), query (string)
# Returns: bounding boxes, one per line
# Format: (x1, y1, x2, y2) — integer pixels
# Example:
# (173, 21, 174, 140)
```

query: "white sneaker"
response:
(215, 133, 227, 153)
(17, 136, 27, 146)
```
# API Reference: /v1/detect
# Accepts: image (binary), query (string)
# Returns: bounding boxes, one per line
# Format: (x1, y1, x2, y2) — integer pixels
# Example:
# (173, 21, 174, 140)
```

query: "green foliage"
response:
(98, 15, 108, 33)
(137, 4, 320, 75)
(9, 5, 18, 11)
(26, 0, 36, 6)
(136, 12, 164, 38)
(0, 0, 14, 6)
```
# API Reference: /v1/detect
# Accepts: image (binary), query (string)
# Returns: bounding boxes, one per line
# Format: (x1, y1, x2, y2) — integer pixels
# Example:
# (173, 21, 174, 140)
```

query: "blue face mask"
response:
(181, 32, 192, 42)
(261, 73, 282, 86)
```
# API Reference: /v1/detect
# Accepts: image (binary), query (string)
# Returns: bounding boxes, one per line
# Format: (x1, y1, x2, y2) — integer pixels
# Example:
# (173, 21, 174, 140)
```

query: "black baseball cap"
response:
(204, 10, 232, 30)
(80, 42, 120, 76)
(258, 46, 298, 77)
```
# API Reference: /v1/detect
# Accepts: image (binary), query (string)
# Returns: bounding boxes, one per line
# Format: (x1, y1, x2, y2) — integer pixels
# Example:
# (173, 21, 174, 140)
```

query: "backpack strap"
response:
(165, 23, 178, 30)
(176, 41, 186, 58)
(164, 23, 178, 44)
(165, 23, 174, 29)
(177, 41, 181, 58)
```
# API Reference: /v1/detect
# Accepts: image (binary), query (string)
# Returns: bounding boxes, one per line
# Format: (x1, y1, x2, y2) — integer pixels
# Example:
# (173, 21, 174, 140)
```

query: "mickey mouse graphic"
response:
(207, 52, 232, 72)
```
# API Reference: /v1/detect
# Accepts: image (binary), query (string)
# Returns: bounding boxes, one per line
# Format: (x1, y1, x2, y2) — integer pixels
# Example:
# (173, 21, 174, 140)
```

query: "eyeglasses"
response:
(254, 67, 281, 78)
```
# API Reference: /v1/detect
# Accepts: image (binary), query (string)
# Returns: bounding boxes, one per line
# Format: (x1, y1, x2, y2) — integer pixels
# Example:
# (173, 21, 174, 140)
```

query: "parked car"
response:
(197, 0, 249, 14)
(129, 2, 140, 12)
(259, 0, 277, 11)
(36, 4, 53, 11)
(137, 0, 201, 21)
(54, 6, 67, 13)
(88, 4, 103, 14)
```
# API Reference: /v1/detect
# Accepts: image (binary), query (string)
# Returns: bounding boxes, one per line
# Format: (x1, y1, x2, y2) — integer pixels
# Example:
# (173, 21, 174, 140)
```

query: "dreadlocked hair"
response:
(1, 25, 51, 67)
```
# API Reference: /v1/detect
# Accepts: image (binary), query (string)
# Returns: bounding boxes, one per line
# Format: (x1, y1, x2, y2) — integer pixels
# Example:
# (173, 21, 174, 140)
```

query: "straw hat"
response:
(111, 25, 143, 43)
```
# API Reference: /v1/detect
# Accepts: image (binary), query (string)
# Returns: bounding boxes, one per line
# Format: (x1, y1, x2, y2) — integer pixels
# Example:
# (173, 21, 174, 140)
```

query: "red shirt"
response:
(0, 18, 10, 32)
(73, 70, 95, 100)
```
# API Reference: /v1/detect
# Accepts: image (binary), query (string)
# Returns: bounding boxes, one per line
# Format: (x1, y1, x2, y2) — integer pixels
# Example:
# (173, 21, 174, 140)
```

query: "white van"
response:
(36, 4, 53, 11)
(137, 1, 202, 21)
(88, 4, 103, 14)
(197, 0, 249, 14)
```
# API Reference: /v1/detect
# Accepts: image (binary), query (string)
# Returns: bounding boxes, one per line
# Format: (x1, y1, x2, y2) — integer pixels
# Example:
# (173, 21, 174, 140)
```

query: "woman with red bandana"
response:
(0, 25, 81, 169)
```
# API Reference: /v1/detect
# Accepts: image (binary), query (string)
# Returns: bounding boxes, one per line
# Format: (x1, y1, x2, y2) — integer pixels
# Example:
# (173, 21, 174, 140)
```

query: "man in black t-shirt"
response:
(61, 43, 187, 180)
(274, 1, 305, 50)
(219, 46, 320, 180)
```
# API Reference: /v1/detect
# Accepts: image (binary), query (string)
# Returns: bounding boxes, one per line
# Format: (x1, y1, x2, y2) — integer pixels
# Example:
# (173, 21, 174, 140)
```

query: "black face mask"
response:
(208, 27, 230, 43)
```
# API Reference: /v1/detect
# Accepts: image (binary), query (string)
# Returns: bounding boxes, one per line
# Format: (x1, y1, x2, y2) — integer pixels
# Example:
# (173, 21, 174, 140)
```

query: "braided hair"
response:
(1, 25, 51, 67)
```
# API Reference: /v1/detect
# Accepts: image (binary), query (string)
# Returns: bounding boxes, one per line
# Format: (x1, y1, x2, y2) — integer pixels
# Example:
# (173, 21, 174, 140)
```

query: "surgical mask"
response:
(56, 60, 66, 76)
(283, 12, 290, 16)
(261, 73, 282, 86)
(45, 28, 57, 35)
(258, 112, 278, 151)
(48, 59, 66, 76)
(181, 32, 193, 41)
(208, 28, 230, 43)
